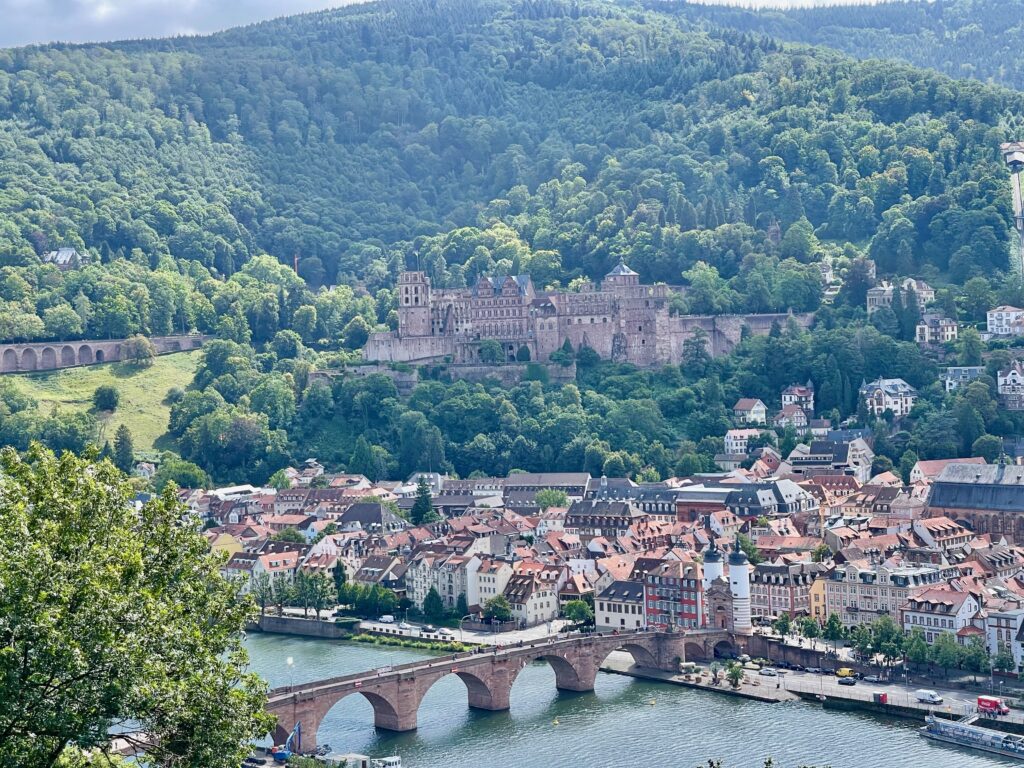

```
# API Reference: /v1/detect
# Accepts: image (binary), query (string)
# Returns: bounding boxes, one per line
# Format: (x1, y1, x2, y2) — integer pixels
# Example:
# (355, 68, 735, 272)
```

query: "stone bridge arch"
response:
(78, 345, 93, 365)
(1, 349, 16, 372)
(61, 345, 76, 366)
(270, 687, 400, 754)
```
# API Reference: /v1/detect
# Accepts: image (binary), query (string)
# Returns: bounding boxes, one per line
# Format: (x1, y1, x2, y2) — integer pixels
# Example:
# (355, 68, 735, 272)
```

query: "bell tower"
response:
(397, 272, 432, 337)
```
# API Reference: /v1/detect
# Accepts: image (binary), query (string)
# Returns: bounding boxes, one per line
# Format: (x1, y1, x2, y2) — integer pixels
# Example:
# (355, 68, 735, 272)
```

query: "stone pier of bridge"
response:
(266, 629, 737, 751)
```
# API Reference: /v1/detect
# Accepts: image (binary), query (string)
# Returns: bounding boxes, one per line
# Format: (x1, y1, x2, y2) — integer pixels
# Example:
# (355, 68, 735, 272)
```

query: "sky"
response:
(0, 0, 351, 48)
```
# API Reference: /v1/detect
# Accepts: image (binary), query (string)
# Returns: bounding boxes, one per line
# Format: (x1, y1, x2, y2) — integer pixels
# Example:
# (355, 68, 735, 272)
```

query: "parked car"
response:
(398, 622, 411, 630)
(863, 675, 882, 684)
(804, 667, 821, 674)
(379, 615, 396, 624)
(423, 624, 436, 632)
(758, 668, 778, 677)
(838, 677, 857, 687)
(438, 628, 455, 637)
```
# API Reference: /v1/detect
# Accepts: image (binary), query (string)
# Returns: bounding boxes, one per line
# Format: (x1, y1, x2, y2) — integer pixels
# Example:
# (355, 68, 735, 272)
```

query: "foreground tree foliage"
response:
(0, 444, 272, 768)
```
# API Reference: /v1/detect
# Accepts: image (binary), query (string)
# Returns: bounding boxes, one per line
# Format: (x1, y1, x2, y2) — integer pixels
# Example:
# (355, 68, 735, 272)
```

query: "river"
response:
(244, 634, 1012, 767)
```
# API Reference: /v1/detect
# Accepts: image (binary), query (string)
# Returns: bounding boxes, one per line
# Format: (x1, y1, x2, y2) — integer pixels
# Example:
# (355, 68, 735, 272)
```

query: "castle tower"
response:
(728, 535, 753, 635)
(602, 260, 640, 291)
(702, 539, 724, 590)
(397, 271, 432, 337)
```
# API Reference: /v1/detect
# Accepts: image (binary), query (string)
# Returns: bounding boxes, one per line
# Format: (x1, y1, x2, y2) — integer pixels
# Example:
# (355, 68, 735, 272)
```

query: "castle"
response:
(363, 262, 812, 367)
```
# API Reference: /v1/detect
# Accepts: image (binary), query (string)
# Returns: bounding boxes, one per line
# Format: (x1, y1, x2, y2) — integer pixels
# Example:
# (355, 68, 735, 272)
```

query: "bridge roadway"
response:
(266, 629, 736, 751)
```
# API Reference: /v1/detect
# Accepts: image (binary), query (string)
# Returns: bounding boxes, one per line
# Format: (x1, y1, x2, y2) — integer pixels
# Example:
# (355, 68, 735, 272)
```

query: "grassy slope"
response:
(8, 352, 199, 453)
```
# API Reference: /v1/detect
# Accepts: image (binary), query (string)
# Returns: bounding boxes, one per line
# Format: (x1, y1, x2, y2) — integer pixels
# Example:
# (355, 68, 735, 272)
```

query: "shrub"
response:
(92, 385, 119, 412)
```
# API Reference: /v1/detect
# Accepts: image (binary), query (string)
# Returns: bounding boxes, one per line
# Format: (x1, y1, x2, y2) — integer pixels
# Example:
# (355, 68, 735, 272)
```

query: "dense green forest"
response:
(2, 0, 1024, 484)
(665, 0, 1024, 94)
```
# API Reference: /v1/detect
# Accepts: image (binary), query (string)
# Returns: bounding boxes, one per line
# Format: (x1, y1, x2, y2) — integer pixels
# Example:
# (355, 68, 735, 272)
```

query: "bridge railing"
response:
(267, 628, 661, 702)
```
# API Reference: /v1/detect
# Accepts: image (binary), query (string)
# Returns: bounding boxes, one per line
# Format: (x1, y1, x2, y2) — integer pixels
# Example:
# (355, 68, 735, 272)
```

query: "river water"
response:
(244, 634, 1011, 767)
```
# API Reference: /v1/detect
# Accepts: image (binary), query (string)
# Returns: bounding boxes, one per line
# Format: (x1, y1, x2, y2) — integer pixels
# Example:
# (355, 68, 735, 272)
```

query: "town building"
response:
(987, 306, 1024, 336)
(724, 428, 764, 456)
(565, 500, 648, 541)
(643, 559, 705, 630)
(909, 457, 987, 484)
(825, 560, 956, 629)
(942, 366, 985, 392)
(915, 313, 958, 345)
(926, 464, 1024, 541)
(773, 404, 809, 432)
(986, 608, 1024, 671)
(364, 265, 813, 367)
(998, 360, 1024, 411)
(504, 573, 559, 628)
(749, 561, 826, 619)
(901, 589, 982, 644)
(595, 580, 647, 631)
(866, 278, 934, 316)
(788, 439, 875, 484)
(859, 378, 918, 418)
(781, 382, 815, 415)
(733, 398, 768, 425)
(42, 246, 87, 270)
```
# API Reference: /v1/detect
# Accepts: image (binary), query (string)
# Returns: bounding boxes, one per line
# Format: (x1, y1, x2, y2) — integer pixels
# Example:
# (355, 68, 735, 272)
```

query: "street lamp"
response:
(459, 614, 474, 643)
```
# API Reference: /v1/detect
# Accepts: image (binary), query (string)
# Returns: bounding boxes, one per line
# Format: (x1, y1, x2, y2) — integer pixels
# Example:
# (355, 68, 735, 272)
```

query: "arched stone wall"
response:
(20, 348, 37, 371)
(0, 335, 208, 375)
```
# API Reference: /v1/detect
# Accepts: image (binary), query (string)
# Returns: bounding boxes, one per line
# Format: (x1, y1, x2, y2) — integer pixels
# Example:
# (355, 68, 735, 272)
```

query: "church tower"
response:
(397, 271, 432, 337)
(728, 535, 753, 635)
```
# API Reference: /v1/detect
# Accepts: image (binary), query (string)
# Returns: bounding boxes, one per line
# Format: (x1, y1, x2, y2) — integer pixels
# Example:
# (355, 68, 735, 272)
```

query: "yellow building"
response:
(206, 531, 243, 560)
(809, 573, 829, 623)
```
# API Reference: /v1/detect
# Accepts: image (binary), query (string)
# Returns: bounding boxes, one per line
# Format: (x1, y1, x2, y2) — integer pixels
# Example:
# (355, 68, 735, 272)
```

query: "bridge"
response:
(266, 629, 737, 750)
(0, 334, 208, 374)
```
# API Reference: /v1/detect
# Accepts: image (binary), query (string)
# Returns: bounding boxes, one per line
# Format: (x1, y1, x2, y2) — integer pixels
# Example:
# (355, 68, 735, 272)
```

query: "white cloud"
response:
(0, 0, 352, 48)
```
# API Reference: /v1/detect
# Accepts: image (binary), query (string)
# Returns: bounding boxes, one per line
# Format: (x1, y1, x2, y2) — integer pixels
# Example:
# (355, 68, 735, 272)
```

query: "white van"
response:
(379, 615, 396, 624)
(915, 689, 943, 705)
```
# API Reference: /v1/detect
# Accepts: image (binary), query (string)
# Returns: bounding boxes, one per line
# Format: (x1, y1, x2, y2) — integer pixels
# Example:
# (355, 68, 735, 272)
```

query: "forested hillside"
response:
(2, 0, 1024, 486)
(1, 0, 1021, 309)
(667, 0, 1024, 93)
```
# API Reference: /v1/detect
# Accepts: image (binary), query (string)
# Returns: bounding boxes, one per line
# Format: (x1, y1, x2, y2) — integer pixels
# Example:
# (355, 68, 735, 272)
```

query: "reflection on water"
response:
(244, 634, 1011, 768)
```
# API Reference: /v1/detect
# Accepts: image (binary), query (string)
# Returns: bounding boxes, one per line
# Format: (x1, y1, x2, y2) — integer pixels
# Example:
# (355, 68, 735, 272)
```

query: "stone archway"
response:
(420, 669, 506, 713)
(78, 345, 93, 365)
(509, 651, 590, 694)
(272, 688, 402, 751)
(61, 345, 76, 366)
(684, 641, 709, 662)
(40, 347, 57, 369)
(714, 640, 738, 659)
(1, 349, 16, 372)
(20, 348, 37, 371)
(597, 641, 660, 671)
(95, 349, 105, 363)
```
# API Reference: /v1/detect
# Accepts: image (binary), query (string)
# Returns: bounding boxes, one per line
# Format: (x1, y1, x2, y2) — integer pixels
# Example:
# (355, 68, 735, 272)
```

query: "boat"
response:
(920, 714, 1024, 759)
(316, 753, 401, 768)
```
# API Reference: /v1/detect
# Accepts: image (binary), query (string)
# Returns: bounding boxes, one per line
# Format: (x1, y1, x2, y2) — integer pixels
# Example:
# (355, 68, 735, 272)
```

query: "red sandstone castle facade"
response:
(364, 262, 811, 367)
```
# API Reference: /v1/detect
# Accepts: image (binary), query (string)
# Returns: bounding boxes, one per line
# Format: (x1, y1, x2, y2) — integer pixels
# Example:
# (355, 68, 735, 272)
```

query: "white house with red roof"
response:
(733, 398, 768, 425)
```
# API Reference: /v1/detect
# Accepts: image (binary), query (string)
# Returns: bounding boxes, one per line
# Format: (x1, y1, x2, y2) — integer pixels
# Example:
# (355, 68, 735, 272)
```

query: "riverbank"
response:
(600, 653, 797, 703)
